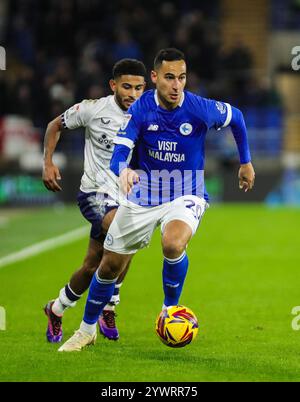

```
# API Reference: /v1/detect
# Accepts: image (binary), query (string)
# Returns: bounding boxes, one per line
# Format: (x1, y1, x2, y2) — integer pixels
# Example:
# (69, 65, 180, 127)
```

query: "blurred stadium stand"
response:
(0, 0, 300, 205)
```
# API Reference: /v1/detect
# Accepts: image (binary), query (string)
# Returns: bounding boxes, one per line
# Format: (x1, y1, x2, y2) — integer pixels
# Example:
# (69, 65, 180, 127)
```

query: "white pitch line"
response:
(0, 226, 90, 270)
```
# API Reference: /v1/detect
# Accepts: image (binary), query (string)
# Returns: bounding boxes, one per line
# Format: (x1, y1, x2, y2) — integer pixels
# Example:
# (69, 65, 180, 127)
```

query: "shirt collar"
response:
(110, 95, 126, 114)
(154, 90, 185, 108)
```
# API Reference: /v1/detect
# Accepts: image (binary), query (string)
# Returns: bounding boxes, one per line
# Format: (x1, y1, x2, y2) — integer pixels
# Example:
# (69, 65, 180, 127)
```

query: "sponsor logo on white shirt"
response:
(100, 117, 111, 124)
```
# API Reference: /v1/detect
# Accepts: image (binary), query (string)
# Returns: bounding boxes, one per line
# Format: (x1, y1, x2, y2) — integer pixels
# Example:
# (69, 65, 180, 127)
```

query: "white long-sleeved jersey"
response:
(62, 95, 129, 199)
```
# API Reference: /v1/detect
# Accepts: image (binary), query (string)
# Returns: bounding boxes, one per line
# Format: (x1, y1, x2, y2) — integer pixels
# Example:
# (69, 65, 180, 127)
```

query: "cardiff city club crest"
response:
(105, 233, 113, 246)
(179, 123, 193, 136)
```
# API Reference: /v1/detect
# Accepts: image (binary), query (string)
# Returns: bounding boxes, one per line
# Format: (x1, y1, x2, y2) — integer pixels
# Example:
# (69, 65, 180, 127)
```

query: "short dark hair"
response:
(112, 59, 147, 79)
(154, 48, 185, 70)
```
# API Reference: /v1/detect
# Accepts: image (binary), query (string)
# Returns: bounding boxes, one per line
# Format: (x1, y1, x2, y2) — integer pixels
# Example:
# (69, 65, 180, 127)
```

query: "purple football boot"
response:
(98, 310, 119, 340)
(44, 300, 63, 343)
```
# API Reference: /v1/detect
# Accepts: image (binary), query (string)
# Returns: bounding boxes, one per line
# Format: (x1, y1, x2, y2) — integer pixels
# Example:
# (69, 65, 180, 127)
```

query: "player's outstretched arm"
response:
(42, 116, 63, 192)
(229, 107, 255, 192)
(110, 143, 139, 194)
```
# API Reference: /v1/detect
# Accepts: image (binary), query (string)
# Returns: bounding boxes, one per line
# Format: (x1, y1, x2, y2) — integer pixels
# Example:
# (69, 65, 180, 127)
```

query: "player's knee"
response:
(98, 254, 123, 280)
(162, 238, 186, 259)
(82, 262, 98, 279)
(82, 255, 101, 278)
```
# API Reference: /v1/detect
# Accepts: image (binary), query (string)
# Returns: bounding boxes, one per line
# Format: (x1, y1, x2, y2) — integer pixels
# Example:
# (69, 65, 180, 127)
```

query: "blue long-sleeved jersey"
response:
(111, 89, 251, 206)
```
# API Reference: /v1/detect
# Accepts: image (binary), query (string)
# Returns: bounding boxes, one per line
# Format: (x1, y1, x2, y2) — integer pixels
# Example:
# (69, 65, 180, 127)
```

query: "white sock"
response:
(103, 304, 115, 312)
(109, 282, 122, 305)
(52, 286, 78, 316)
(52, 298, 65, 317)
(80, 320, 97, 336)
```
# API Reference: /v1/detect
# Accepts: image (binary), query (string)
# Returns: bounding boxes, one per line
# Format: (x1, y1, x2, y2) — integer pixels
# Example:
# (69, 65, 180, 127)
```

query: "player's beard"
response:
(115, 92, 133, 111)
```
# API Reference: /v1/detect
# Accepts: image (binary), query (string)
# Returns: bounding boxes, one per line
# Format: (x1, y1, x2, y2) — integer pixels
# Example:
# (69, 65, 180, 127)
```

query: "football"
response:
(155, 305, 199, 348)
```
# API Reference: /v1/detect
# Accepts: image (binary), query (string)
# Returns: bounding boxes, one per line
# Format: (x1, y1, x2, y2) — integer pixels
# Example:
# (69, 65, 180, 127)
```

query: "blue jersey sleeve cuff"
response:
(110, 144, 131, 176)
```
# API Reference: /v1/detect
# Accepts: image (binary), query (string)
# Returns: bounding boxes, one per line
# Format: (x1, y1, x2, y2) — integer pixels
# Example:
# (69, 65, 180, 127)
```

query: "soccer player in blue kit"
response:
(59, 48, 255, 351)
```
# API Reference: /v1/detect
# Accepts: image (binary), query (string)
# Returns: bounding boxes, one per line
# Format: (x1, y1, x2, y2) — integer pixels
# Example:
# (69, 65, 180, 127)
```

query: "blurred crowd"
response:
(0, 0, 281, 130)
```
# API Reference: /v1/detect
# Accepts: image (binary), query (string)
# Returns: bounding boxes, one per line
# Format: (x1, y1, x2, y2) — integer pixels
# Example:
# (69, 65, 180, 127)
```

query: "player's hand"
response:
(238, 162, 255, 192)
(42, 162, 62, 192)
(120, 168, 139, 194)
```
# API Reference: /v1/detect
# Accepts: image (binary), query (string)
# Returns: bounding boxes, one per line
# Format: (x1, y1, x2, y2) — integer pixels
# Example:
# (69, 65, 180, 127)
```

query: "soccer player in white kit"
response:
(58, 48, 255, 352)
(42, 59, 146, 342)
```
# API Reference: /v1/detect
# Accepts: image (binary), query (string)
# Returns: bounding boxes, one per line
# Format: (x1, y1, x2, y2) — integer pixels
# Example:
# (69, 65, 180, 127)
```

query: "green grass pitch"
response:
(0, 204, 300, 382)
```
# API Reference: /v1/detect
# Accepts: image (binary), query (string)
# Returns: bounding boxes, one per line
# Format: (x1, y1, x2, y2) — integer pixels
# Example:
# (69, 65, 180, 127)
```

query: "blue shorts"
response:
(77, 191, 119, 240)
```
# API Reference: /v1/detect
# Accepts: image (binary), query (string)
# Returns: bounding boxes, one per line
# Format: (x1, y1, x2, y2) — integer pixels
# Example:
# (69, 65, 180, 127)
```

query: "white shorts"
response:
(104, 195, 209, 254)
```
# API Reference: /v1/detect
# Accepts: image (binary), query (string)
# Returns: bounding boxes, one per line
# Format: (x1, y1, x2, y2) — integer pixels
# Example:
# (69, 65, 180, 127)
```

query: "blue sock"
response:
(83, 271, 117, 325)
(162, 251, 189, 306)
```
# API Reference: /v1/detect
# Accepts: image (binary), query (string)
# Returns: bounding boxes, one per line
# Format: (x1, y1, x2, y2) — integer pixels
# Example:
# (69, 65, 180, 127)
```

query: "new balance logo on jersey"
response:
(147, 124, 159, 131)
